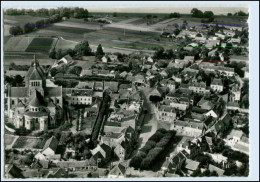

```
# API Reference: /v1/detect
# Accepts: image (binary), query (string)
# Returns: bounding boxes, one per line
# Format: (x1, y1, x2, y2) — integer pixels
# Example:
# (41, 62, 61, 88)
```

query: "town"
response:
(3, 6, 249, 178)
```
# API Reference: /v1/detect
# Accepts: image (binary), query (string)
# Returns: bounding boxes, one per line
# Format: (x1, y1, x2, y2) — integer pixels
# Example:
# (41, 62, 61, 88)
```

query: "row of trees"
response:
(5, 7, 89, 18)
(191, 8, 214, 18)
(9, 14, 62, 35)
(91, 91, 111, 146)
(130, 129, 176, 170)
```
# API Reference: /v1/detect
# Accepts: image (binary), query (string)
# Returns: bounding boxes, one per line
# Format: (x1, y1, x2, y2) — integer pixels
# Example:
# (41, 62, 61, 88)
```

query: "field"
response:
(12, 136, 44, 149)
(4, 15, 46, 25)
(3, 14, 248, 58)
(55, 38, 78, 50)
(25, 37, 57, 54)
(4, 37, 34, 52)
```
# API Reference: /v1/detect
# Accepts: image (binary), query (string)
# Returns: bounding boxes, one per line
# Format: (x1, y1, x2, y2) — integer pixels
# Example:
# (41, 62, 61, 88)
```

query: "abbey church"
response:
(6, 56, 63, 131)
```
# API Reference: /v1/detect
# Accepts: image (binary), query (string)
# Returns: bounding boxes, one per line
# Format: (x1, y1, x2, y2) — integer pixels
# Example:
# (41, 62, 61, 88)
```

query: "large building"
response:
(6, 56, 63, 131)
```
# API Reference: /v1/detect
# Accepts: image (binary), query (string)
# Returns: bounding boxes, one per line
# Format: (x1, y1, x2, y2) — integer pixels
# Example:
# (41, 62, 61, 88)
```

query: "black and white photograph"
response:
(1, 1, 259, 180)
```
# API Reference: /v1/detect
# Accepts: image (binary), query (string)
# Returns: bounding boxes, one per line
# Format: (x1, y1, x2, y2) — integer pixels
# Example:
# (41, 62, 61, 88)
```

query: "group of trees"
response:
(191, 168, 219, 177)
(5, 75, 24, 87)
(153, 48, 176, 60)
(169, 12, 181, 18)
(130, 129, 176, 170)
(191, 8, 214, 18)
(9, 14, 62, 35)
(5, 7, 89, 18)
(232, 10, 249, 17)
(54, 79, 79, 88)
(49, 40, 95, 60)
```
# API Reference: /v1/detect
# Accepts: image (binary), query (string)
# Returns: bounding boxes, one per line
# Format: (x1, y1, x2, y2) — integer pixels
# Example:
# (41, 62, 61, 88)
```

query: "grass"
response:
(25, 37, 56, 54)
(12, 136, 43, 149)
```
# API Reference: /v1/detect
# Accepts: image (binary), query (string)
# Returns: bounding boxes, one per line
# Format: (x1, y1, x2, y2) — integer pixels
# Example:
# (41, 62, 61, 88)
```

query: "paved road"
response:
(138, 87, 158, 148)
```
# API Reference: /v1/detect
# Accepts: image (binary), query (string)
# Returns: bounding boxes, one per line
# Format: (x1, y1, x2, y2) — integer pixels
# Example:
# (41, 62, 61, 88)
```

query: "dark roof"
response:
(211, 78, 223, 86)
(10, 87, 28, 97)
(5, 164, 24, 178)
(42, 136, 58, 152)
(44, 87, 62, 97)
(71, 89, 93, 96)
(28, 90, 47, 107)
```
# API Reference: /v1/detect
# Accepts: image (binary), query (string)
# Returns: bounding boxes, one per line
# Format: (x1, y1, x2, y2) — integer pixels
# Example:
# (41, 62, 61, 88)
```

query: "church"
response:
(6, 56, 63, 131)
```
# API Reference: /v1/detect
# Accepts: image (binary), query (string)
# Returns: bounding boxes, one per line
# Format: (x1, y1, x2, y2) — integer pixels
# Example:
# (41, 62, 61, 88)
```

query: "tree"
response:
(227, 13, 232, 16)
(14, 75, 24, 86)
(74, 40, 93, 59)
(95, 44, 105, 60)
(49, 48, 56, 59)
(56, 49, 63, 59)
(9, 26, 23, 35)
(203, 11, 214, 18)
(191, 168, 201, 177)
(23, 22, 35, 33)
(113, 12, 117, 17)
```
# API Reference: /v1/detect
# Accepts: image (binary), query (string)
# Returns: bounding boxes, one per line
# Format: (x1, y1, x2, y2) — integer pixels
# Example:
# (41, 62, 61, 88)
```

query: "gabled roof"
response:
(10, 87, 28, 98)
(42, 136, 58, 152)
(185, 159, 200, 171)
(208, 164, 224, 176)
(5, 164, 24, 178)
(109, 163, 126, 176)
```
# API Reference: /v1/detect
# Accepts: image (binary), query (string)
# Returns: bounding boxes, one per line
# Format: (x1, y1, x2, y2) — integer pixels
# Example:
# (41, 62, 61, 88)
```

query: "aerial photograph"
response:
(3, 2, 251, 179)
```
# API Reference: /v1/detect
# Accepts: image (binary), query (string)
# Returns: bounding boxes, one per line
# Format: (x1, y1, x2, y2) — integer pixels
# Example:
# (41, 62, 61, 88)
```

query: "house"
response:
(108, 163, 127, 178)
(208, 164, 224, 176)
(156, 105, 177, 123)
(76, 81, 94, 89)
(188, 81, 209, 94)
(104, 81, 119, 93)
(197, 97, 215, 110)
(34, 152, 46, 161)
(226, 129, 244, 145)
(211, 78, 223, 92)
(212, 113, 232, 135)
(5, 164, 25, 178)
(90, 143, 112, 166)
(56, 158, 97, 171)
(45, 168, 68, 178)
(160, 70, 169, 78)
(69, 89, 93, 105)
(173, 119, 204, 137)
(147, 56, 153, 63)
(133, 74, 146, 86)
(230, 84, 241, 102)
(80, 69, 93, 77)
(42, 136, 59, 156)
(172, 74, 182, 83)
(160, 79, 175, 92)
(114, 126, 136, 160)
(161, 151, 186, 174)
(227, 102, 240, 111)
(184, 159, 200, 174)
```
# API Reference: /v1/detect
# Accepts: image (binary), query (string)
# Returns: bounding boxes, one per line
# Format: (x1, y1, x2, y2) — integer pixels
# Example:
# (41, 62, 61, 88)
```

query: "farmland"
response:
(25, 37, 57, 54)
(4, 37, 34, 52)
(12, 136, 44, 149)
(4, 14, 248, 59)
